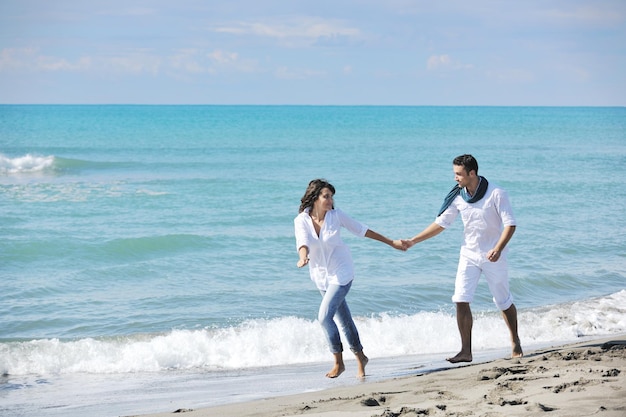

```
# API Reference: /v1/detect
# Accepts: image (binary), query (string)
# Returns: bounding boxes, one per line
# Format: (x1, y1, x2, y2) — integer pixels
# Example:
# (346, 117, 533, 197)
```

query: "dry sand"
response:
(135, 336, 625, 417)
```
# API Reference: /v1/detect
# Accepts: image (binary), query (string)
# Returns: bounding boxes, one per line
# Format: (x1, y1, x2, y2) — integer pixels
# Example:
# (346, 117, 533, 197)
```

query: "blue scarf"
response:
(437, 176, 489, 217)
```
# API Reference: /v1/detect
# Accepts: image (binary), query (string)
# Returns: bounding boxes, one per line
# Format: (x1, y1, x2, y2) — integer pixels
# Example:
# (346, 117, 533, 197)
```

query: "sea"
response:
(1, 105, 625, 417)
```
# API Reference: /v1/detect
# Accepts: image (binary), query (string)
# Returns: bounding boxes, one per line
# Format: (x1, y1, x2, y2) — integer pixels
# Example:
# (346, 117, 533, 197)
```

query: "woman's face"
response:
(313, 187, 334, 212)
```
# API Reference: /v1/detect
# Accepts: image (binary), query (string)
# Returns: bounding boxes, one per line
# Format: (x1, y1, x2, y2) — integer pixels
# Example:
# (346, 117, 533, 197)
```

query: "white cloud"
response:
(162, 48, 258, 77)
(427, 54, 452, 70)
(38, 55, 92, 72)
(208, 49, 260, 74)
(169, 49, 208, 74)
(208, 49, 239, 65)
(0, 45, 263, 79)
(427, 54, 474, 71)
(274, 66, 325, 80)
(541, 5, 625, 27)
(99, 52, 161, 75)
(97, 7, 157, 17)
(0, 48, 92, 72)
(212, 17, 361, 47)
(0, 48, 35, 71)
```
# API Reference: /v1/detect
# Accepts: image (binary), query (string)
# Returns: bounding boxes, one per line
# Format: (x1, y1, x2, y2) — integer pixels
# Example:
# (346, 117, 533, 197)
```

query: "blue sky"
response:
(1, 0, 624, 105)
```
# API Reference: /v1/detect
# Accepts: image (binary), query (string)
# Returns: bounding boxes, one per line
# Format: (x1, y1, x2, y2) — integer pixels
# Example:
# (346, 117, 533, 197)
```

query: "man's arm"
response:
(487, 225, 516, 262)
(405, 222, 445, 248)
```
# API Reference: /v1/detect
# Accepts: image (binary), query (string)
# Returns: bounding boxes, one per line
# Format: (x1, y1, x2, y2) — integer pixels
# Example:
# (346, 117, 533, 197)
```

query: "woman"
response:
(294, 179, 406, 378)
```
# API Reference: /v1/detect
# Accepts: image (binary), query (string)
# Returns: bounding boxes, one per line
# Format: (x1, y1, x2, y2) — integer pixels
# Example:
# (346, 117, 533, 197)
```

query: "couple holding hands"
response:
(294, 154, 523, 379)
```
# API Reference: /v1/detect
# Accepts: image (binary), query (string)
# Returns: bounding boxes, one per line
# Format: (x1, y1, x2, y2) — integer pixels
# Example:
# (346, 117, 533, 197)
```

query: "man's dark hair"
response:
(453, 154, 478, 175)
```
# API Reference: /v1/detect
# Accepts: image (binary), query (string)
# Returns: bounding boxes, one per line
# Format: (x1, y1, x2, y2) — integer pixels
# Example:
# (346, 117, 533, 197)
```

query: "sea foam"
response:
(2, 290, 624, 376)
(0, 154, 54, 174)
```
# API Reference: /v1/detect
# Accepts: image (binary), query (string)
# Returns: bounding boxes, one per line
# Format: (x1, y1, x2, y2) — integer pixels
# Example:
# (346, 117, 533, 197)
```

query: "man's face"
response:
(453, 164, 475, 188)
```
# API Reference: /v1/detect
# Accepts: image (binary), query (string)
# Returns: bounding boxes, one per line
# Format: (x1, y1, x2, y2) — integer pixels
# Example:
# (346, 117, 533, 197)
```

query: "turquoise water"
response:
(1, 105, 625, 416)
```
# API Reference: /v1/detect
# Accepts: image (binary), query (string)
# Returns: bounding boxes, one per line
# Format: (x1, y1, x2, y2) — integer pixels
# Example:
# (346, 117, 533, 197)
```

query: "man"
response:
(405, 154, 523, 363)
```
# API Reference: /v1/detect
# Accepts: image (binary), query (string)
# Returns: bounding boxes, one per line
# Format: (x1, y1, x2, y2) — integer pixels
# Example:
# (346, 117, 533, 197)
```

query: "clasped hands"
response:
(391, 239, 415, 251)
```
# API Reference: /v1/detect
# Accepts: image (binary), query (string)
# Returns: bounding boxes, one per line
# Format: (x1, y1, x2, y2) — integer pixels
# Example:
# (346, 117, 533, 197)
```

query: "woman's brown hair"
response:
(299, 179, 335, 213)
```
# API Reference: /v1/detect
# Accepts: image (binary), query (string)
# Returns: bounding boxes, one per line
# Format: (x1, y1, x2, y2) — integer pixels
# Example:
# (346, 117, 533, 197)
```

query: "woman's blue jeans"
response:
(318, 282, 363, 354)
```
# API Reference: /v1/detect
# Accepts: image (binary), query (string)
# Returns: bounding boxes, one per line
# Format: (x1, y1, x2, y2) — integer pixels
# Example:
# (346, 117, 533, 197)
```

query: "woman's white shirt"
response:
(294, 208, 368, 290)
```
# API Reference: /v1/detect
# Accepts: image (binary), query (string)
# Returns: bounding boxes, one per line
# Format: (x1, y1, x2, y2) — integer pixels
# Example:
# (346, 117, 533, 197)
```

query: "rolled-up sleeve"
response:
(496, 189, 516, 227)
(294, 215, 310, 251)
(435, 203, 459, 229)
(335, 208, 368, 237)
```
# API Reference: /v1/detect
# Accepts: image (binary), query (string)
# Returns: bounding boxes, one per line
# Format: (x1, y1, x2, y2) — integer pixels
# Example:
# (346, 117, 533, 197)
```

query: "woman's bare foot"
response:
(446, 351, 473, 363)
(326, 352, 345, 378)
(355, 352, 369, 378)
(325, 363, 345, 378)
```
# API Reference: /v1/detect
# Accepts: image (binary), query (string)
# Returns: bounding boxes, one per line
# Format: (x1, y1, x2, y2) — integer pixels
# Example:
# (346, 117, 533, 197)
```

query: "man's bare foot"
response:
(325, 363, 345, 378)
(446, 352, 473, 363)
(512, 342, 523, 359)
(356, 354, 369, 378)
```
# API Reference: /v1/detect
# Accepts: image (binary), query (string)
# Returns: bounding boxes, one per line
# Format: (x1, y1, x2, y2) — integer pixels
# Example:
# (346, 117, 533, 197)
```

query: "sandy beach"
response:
(136, 335, 625, 417)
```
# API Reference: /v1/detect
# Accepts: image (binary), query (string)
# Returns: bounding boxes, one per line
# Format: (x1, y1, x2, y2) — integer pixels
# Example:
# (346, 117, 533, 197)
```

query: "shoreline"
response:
(136, 335, 626, 417)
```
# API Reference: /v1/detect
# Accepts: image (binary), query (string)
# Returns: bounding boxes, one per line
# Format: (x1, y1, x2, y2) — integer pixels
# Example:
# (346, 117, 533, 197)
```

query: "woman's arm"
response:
(294, 214, 311, 268)
(365, 229, 407, 251)
(297, 245, 310, 268)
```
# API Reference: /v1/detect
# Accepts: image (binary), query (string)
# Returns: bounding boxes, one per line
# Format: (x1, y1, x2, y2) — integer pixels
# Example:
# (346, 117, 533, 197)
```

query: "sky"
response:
(1, 0, 625, 105)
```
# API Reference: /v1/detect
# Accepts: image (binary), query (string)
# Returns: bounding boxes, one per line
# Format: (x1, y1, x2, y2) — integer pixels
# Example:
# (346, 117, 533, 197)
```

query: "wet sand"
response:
(136, 335, 626, 417)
